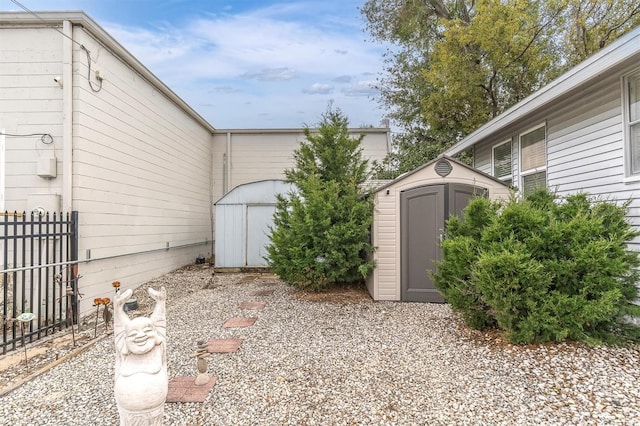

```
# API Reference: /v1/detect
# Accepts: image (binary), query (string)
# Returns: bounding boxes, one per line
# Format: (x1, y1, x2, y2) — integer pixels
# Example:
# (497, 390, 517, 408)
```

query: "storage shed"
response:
(366, 156, 511, 303)
(214, 180, 295, 269)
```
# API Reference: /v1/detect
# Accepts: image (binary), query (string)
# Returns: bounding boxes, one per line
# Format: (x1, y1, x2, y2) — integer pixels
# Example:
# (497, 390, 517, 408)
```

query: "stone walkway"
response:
(166, 288, 274, 403)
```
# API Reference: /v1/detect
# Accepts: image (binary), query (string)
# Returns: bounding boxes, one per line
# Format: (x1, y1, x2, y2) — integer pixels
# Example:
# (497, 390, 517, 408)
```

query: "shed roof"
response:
(215, 180, 296, 205)
(373, 155, 507, 194)
(445, 25, 640, 156)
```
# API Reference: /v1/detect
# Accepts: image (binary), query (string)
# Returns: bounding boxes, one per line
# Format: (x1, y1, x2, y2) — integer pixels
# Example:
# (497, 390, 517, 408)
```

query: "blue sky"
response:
(2, 0, 389, 129)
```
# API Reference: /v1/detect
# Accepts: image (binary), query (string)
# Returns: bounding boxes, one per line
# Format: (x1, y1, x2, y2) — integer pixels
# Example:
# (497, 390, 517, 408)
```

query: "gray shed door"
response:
(401, 185, 445, 302)
(246, 205, 275, 266)
(401, 183, 485, 303)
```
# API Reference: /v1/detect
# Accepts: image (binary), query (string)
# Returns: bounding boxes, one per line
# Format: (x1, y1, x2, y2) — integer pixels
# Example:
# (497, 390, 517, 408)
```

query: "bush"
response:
(433, 189, 640, 344)
(267, 107, 375, 291)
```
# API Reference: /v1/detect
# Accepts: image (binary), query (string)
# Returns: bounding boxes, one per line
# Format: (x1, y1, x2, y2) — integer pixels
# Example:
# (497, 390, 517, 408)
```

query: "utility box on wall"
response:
(36, 156, 57, 179)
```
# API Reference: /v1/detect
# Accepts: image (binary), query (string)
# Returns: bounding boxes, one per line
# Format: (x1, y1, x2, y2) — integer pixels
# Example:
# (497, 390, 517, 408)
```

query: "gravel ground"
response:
(1, 265, 640, 425)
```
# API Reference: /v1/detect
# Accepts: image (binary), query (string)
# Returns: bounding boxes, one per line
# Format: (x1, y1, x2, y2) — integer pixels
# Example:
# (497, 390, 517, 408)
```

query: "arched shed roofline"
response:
(215, 179, 297, 205)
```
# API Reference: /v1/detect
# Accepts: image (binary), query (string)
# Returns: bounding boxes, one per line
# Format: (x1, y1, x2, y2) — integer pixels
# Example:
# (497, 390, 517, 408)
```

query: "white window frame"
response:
(519, 123, 547, 194)
(623, 68, 640, 177)
(491, 139, 513, 186)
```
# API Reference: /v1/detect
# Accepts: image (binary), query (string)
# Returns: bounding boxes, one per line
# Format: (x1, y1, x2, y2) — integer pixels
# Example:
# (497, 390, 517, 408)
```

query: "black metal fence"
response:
(1, 211, 78, 354)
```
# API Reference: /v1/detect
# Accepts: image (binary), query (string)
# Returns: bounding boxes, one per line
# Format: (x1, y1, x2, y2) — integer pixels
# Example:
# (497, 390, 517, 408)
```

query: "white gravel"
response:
(1, 265, 639, 425)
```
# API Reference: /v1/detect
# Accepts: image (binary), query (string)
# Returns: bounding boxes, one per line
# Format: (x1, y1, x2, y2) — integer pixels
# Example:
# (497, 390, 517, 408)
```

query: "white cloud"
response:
(342, 80, 378, 97)
(302, 83, 334, 94)
(96, 1, 387, 128)
(241, 68, 298, 81)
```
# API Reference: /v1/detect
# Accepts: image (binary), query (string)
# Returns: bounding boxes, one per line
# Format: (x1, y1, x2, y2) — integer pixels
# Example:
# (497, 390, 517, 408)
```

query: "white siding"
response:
(0, 27, 64, 212)
(69, 27, 213, 314)
(469, 68, 640, 252)
(212, 129, 390, 203)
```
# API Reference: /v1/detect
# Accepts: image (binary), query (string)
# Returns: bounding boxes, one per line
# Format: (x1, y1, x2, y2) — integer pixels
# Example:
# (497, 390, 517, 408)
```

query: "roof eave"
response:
(445, 25, 640, 156)
(0, 11, 216, 134)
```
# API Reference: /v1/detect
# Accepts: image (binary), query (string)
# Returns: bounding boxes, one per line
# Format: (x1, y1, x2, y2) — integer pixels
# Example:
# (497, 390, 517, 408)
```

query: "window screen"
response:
(493, 142, 512, 180)
(522, 171, 546, 195)
(521, 126, 546, 171)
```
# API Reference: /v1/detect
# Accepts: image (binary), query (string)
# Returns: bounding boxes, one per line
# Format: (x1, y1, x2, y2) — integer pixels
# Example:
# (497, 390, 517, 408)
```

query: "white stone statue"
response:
(114, 287, 167, 426)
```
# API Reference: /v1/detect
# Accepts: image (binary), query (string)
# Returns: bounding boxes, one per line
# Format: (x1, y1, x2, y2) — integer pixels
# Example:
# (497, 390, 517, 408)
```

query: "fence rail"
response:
(1, 211, 78, 354)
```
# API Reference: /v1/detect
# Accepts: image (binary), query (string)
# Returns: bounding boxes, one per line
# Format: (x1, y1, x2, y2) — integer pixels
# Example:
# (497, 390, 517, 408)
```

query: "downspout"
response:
(225, 132, 232, 194)
(62, 21, 73, 212)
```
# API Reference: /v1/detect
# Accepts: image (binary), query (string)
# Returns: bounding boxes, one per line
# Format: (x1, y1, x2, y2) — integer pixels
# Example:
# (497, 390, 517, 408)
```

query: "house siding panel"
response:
(68, 27, 213, 314)
(0, 28, 64, 212)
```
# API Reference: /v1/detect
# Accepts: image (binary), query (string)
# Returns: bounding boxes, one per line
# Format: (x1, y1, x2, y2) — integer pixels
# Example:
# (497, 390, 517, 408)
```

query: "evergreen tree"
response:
(267, 107, 375, 291)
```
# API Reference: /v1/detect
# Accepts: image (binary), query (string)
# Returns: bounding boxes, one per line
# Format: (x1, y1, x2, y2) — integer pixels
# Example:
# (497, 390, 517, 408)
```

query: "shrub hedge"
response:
(433, 189, 640, 344)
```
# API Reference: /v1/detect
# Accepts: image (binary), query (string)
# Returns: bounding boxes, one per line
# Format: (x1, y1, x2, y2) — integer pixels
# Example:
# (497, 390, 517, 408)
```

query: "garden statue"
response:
(114, 287, 167, 426)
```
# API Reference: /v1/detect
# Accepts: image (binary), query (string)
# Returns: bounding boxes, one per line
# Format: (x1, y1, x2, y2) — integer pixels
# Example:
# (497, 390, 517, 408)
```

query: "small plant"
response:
(15, 311, 36, 368)
(92, 298, 112, 338)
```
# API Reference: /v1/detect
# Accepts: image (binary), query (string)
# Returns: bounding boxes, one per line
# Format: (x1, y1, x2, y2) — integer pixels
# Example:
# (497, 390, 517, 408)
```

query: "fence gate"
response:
(1, 211, 78, 354)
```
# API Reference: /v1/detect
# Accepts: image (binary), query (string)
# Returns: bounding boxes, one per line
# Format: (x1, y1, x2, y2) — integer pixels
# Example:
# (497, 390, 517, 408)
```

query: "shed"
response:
(214, 180, 295, 269)
(366, 156, 511, 303)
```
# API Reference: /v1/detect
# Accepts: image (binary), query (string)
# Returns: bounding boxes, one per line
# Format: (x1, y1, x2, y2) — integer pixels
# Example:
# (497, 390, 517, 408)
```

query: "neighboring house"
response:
(0, 11, 390, 318)
(445, 24, 640, 251)
(210, 128, 390, 207)
(1, 11, 215, 318)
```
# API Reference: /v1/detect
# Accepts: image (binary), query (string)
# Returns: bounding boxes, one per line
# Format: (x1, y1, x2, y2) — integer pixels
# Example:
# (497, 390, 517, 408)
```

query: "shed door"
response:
(246, 205, 275, 266)
(400, 183, 486, 302)
(401, 185, 445, 302)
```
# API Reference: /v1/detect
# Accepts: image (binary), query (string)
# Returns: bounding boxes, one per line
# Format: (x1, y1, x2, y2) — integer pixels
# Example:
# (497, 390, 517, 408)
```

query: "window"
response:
(492, 140, 512, 186)
(625, 70, 640, 174)
(519, 124, 546, 195)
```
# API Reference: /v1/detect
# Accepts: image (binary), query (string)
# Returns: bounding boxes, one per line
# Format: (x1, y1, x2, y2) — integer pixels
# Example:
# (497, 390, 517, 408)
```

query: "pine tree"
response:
(267, 107, 375, 291)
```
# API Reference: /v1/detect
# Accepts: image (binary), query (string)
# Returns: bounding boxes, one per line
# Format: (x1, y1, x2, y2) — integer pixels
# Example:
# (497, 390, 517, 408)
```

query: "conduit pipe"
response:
(62, 20, 73, 212)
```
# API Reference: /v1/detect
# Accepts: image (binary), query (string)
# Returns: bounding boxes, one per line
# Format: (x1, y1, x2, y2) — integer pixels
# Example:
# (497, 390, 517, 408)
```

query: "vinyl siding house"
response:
(445, 25, 640, 251)
(0, 11, 391, 318)
(1, 11, 215, 317)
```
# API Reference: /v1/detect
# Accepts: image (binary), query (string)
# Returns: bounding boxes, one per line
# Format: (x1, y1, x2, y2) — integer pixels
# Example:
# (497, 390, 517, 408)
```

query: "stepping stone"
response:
(207, 338, 243, 353)
(250, 289, 274, 296)
(166, 376, 217, 403)
(239, 301, 266, 310)
(223, 317, 257, 328)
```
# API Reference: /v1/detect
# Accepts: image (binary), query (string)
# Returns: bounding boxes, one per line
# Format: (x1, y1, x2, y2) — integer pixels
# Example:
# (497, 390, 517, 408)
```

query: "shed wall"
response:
(367, 161, 510, 301)
(214, 180, 294, 268)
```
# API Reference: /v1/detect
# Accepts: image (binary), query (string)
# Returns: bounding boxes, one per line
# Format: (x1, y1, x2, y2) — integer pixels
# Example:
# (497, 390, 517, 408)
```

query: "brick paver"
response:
(250, 289, 274, 296)
(222, 317, 257, 328)
(239, 301, 267, 310)
(207, 338, 243, 353)
(166, 376, 217, 403)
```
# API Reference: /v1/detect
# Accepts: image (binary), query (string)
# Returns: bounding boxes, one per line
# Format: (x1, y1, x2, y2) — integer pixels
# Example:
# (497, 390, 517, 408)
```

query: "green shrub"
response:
(433, 189, 640, 344)
(267, 107, 375, 291)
